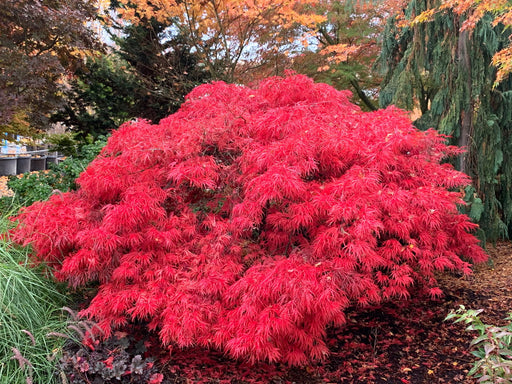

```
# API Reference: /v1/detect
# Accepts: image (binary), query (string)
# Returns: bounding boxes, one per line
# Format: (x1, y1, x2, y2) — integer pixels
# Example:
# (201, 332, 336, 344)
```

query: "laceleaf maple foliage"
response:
(12, 74, 486, 365)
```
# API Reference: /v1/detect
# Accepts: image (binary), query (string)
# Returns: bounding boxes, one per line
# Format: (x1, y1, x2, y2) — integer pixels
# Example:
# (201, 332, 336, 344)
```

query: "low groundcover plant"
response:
(446, 306, 512, 383)
(12, 74, 487, 365)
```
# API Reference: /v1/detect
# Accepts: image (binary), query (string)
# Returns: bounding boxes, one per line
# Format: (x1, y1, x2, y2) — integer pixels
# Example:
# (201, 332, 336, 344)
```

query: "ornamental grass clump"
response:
(12, 74, 487, 365)
(0, 214, 68, 384)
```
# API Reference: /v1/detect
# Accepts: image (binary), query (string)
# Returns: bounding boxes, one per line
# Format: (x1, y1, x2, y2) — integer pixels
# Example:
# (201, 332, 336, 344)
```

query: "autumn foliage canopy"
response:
(12, 75, 486, 365)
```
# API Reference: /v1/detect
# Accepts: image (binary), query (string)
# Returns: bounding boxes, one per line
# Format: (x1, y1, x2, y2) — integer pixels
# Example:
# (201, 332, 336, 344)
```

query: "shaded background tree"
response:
(0, 0, 101, 139)
(51, 55, 137, 140)
(112, 17, 210, 122)
(378, 0, 512, 241)
(53, 11, 210, 139)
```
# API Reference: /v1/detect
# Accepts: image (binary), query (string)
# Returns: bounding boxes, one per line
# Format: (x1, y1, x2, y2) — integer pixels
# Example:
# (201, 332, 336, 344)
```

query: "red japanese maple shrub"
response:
(12, 74, 486, 365)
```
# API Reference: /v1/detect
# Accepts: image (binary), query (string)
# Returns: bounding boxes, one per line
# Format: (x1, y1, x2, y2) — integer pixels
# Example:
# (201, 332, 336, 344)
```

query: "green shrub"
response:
(45, 132, 81, 158)
(446, 305, 512, 384)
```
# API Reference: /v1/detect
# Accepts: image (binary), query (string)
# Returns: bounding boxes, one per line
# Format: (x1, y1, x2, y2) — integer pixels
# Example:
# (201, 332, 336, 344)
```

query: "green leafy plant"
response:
(461, 185, 487, 244)
(45, 132, 81, 158)
(446, 305, 512, 383)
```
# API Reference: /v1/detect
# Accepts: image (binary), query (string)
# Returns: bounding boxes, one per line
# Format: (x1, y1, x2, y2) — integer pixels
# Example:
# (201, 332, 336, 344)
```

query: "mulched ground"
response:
(0, 175, 14, 197)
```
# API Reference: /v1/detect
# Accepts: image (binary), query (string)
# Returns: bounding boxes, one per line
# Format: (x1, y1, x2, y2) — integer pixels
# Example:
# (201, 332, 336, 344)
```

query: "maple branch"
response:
(349, 78, 377, 111)
(230, 18, 261, 77)
(210, 0, 233, 79)
(32, 34, 61, 57)
(182, 0, 219, 79)
(318, 26, 336, 46)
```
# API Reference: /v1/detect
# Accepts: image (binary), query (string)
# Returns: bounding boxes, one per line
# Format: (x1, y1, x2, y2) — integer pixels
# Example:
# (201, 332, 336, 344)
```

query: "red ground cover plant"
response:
(12, 74, 486, 366)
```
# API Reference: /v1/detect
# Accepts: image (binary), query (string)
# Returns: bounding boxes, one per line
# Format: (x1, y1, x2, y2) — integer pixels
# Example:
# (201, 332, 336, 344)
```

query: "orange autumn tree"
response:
(109, 0, 405, 88)
(110, 0, 324, 82)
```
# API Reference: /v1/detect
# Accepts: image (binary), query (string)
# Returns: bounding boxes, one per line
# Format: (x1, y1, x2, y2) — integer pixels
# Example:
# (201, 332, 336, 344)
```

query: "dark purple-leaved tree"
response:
(0, 0, 101, 135)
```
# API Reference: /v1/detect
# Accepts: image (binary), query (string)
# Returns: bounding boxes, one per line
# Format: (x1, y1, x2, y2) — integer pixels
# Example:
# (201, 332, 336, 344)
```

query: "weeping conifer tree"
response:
(378, 1, 512, 242)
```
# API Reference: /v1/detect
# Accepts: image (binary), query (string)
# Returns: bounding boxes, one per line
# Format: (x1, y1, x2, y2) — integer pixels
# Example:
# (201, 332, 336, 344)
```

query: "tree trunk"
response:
(457, 29, 473, 175)
(349, 79, 378, 111)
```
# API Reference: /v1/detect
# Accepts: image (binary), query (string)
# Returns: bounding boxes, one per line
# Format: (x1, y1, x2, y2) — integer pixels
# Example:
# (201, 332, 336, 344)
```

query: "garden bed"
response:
(59, 243, 511, 384)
